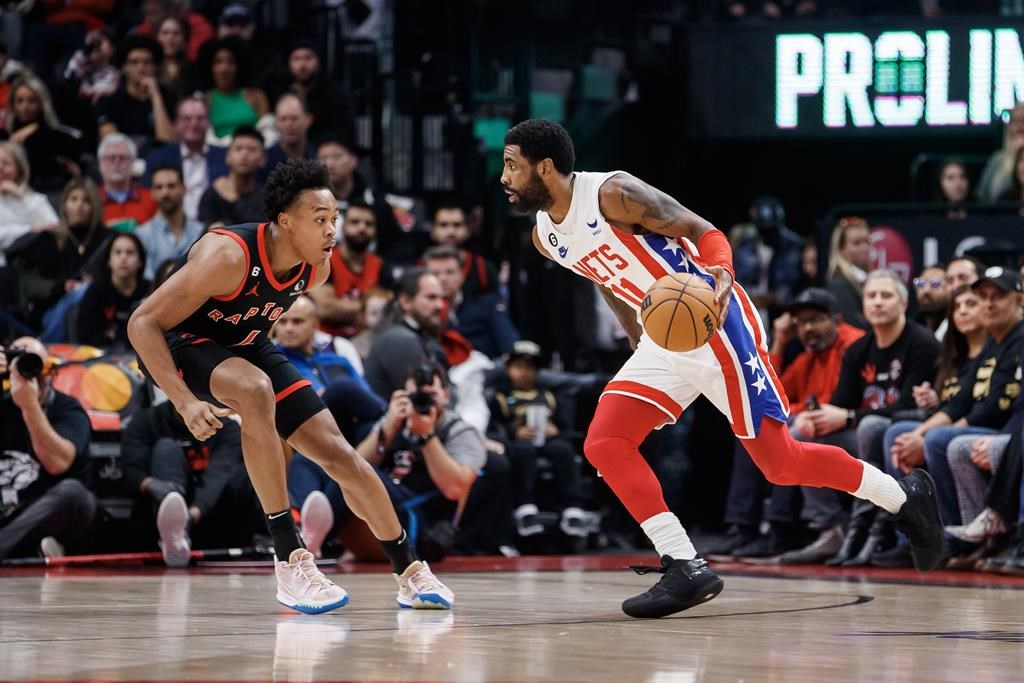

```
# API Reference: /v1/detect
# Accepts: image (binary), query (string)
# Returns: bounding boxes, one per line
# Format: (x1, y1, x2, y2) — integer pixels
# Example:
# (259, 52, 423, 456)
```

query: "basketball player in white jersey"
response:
(501, 119, 945, 618)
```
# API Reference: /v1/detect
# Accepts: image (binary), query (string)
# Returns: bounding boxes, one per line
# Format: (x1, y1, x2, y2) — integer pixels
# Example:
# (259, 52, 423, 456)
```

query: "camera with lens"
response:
(408, 365, 436, 415)
(2, 347, 44, 380)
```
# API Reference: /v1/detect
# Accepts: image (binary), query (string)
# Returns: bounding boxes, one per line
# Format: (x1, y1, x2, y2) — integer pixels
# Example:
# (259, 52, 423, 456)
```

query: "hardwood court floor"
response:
(1, 557, 1022, 683)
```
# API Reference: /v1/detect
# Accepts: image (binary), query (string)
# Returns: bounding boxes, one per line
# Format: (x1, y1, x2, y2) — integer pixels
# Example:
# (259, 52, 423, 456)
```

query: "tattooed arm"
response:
(597, 284, 643, 350)
(598, 172, 733, 326)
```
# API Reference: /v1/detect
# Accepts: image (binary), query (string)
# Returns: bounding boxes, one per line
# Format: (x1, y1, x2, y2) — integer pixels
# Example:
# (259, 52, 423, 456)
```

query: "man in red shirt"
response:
(707, 288, 864, 564)
(98, 133, 157, 228)
(309, 199, 394, 338)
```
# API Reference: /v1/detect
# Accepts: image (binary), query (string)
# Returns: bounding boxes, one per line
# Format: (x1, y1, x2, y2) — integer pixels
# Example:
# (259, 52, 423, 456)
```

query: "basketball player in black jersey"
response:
(128, 159, 453, 613)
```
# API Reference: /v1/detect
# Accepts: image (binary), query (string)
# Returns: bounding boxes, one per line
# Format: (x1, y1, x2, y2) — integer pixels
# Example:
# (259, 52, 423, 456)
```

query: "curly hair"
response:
(504, 119, 575, 174)
(264, 158, 331, 220)
(116, 35, 163, 68)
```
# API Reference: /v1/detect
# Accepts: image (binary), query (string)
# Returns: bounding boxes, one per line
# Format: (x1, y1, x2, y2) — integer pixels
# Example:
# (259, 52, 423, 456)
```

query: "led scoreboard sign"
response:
(686, 19, 1024, 138)
(776, 29, 1023, 130)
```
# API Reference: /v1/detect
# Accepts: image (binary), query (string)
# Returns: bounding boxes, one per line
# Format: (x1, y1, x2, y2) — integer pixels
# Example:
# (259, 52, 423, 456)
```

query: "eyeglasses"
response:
(101, 154, 133, 163)
(913, 278, 945, 289)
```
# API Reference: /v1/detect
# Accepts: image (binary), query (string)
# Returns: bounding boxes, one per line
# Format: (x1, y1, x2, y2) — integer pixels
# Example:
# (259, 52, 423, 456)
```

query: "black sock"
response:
(380, 530, 418, 574)
(266, 509, 304, 561)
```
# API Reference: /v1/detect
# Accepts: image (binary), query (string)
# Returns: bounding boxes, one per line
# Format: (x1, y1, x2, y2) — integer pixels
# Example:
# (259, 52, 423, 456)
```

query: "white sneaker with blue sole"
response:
(276, 548, 349, 614)
(395, 561, 454, 609)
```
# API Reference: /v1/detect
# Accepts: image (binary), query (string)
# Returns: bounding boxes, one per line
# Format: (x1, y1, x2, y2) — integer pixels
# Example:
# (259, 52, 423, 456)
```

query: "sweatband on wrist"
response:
(696, 229, 734, 278)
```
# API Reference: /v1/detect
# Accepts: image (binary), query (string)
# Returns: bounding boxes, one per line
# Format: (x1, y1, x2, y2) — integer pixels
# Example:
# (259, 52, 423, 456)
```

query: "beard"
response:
(508, 170, 553, 214)
(343, 233, 372, 254)
(414, 311, 443, 337)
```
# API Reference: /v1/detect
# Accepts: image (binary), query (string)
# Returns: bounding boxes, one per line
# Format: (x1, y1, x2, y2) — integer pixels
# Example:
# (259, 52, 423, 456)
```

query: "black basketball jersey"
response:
(168, 223, 317, 349)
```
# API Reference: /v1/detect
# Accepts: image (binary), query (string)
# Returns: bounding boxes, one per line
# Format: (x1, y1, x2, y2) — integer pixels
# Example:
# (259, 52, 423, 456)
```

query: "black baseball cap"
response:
(220, 3, 253, 26)
(508, 340, 542, 365)
(787, 288, 839, 315)
(971, 266, 1023, 293)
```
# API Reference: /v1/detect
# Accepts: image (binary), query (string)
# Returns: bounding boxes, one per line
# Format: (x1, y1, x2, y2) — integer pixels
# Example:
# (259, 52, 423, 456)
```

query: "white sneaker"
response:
(394, 561, 454, 609)
(276, 549, 349, 614)
(299, 491, 334, 558)
(945, 507, 1008, 544)
(157, 492, 191, 568)
(560, 506, 597, 538)
(514, 503, 544, 537)
(40, 536, 65, 559)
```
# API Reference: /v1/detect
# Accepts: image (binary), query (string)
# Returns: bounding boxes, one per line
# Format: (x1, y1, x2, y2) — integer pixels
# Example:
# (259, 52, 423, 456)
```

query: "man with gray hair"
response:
(98, 133, 156, 228)
(798, 269, 942, 566)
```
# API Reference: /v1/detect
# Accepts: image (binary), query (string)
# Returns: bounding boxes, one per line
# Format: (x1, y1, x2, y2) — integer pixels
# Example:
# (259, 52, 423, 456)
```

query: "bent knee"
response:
(217, 368, 275, 409)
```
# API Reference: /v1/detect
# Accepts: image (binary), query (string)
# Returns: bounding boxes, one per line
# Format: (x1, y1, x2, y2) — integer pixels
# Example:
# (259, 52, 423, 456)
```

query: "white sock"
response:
(640, 512, 697, 560)
(852, 462, 907, 514)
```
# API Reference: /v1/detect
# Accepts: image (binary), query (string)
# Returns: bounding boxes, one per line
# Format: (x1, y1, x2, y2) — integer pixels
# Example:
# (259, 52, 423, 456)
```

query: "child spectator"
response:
(488, 340, 590, 540)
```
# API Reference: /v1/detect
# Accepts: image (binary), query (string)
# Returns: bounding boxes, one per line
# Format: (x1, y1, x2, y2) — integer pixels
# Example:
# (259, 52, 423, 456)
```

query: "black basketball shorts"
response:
(149, 333, 325, 438)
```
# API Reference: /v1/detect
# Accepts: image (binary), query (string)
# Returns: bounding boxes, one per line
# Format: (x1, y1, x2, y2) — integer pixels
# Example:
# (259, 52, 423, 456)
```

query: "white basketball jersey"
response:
(535, 171, 706, 323)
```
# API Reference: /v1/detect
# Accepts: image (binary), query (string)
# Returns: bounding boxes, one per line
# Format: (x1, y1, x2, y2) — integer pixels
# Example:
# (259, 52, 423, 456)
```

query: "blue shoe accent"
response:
(398, 593, 452, 610)
(279, 593, 350, 615)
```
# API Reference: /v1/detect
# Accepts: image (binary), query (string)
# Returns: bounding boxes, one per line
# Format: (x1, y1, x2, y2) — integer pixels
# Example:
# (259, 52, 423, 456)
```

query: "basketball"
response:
(640, 273, 721, 352)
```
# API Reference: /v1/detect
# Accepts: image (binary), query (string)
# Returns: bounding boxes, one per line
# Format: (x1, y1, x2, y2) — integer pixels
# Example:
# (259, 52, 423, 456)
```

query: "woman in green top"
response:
(199, 37, 268, 138)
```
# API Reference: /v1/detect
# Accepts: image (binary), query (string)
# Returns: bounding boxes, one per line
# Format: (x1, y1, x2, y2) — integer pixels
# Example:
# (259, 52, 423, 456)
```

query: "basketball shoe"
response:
(892, 469, 946, 572)
(157, 491, 191, 568)
(395, 561, 454, 609)
(276, 549, 350, 614)
(622, 556, 724, 618)
(299, 491, 334, 558)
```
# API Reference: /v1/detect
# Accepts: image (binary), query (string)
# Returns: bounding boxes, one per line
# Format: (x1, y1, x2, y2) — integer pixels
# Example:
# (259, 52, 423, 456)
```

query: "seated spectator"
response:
(707, 288, 864, 563)
(218, 3, 256, 41)
(4, 75, 81, 192)
(351, 287, 392, 359)
(0, 338, 96, 560)
(935, 256, 982, 340)
(0, 40, 30, 127)
(279, 39, 355, 144)
(95, 35, 175, 154)
(76, 232, 151, 348)
(793, 241, 820, 293)
(999, 147, 1024, 205)
(97, 133, 157, 228)
(154, 15, 197, 97)
(62, 27, 119, 105)
(317, 134, 406, 256)
(802, 270, 941, 566)
(913, 264, 949, 337)
(429, 202, 499, 299)
(825, 216, 871, 330)
(199, 37, 269, 140)
(936, 158, 971, 218)
(198, 126, 266, 227)
(885, 270, 1023, 530)
(353, 361, 487, 560)
(309, 200, 394, 338)
(423, 244, 519, 359)
(135, 0, 214, 62)
(729, 196, 805, 305)
(24, 0, 114, 78)
(488, 340, 590, 541)
(4, 177, 109, 330)
(978, 102, 1024, 204)
(264, 93, 315, 173)
(364, 268, 447, 398)
(135, 165, 205, 280)
(144, 96, 228, 221)
(0, 141, 59, 264)
(120, 400, 262, 567)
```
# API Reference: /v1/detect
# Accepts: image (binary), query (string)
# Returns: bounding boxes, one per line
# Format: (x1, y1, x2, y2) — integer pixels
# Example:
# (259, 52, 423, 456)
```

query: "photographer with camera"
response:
(353, 362, 487, 560)
(0, 337, 97, 560)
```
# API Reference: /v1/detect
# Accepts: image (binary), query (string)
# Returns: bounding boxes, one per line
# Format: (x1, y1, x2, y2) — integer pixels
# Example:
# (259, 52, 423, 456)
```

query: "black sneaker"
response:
(869, 542, 914, 568)
(621, 556, 724, 619)
(892, 470, 945, 572)
(734, 528, 804, 561)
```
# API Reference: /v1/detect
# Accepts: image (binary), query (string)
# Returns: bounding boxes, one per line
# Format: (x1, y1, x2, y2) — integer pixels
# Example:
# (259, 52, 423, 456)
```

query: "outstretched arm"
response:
(598, 173, 734, 325)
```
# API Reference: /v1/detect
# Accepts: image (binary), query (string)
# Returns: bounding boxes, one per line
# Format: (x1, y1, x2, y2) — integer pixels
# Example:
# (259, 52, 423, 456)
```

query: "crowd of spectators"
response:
(0, 1, 1022, 579)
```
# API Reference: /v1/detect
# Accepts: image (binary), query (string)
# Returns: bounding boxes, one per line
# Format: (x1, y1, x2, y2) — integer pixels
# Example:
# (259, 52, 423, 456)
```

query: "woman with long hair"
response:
(978, 102, 1024, 204)
(825, 215, 871, 330)
(155, 15, 196, 97)
(199, 37, 269, 140)
(6, 177, 110, 330)
(913, 285, 989, 417)
(5, 75, 82, 191)
(0, 141, 59, 261)
(76, 232, 151, 348)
